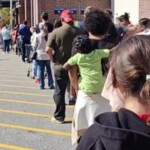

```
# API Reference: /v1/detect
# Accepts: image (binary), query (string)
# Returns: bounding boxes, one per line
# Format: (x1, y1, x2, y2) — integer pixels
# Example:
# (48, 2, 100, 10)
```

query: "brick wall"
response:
(19, 0, 111, 25)
(139, 0, 150, 19)
(18, 0, 24, 24)
(19, 0, 31, 24)
(41, 0, 111, 22)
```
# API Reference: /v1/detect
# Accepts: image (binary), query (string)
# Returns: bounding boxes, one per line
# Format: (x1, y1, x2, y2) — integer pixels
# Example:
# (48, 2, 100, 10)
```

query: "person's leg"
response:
(6, 40, 10, 53)
(21, 40, 26, 62)
(32, 60, 36, 78)
(69, 84, 76, 105)
(53, 75, 69, 121)
(3, 40, 6, 53)
(36, 60, 45, 89)
(45, 60, 54, 89)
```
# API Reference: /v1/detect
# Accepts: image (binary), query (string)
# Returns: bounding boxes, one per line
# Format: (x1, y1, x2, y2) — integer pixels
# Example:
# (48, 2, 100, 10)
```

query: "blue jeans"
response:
(3, 39, 10, 52)
(32, 60, 38, 77)
(37, 60, 53, 88)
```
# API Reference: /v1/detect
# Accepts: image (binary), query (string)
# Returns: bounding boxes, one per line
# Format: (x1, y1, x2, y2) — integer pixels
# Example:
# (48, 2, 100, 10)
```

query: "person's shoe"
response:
(31, 76, 35, 79)
(40, 87, 44, 90)
(22, 58, 25, 62)
(35, 79, 40, 84)
(51, 117, 64, 124)
(49, 85, 55, 89)
(69, 97, 76, 105)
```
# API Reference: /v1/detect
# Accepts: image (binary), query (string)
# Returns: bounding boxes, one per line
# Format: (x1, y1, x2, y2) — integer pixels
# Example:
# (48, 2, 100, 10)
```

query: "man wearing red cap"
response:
(46, 10, 82, 123)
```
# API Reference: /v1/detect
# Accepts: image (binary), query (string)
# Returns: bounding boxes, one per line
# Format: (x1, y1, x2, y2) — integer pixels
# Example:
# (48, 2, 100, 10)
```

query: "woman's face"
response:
(119, 20, 128, 26)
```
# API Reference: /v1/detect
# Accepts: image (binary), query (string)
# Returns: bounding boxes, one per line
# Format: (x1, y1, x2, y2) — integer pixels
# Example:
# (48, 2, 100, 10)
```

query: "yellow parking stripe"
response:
(0, 75, 28, 79)
(0, 98, 74, 109)
(0, 144, 34, 150)
(0, 79, 34, 83)
(0, 123, 71, 136)
(0, 91, 51, 97)
(0, 109, 73, 120)
(0, 84, 38, 89)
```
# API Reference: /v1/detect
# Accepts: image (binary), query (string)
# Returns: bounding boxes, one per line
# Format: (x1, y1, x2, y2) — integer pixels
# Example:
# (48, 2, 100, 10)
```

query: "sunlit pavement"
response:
(0, 51, 110, 150)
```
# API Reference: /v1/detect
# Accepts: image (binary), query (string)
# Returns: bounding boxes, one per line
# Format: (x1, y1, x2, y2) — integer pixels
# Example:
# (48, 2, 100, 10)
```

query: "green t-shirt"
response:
(67, 49, 109, 93)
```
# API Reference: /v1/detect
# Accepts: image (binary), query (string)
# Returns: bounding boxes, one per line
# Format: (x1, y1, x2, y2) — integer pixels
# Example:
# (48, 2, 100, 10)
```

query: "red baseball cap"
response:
(61, 10, 73, 23)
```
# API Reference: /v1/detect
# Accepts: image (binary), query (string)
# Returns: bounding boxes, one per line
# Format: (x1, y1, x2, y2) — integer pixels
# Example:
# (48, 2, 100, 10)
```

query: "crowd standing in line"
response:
(0, 6, 150, 149)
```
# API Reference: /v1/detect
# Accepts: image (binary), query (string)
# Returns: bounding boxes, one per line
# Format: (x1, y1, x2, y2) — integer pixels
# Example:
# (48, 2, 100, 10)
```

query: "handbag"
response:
(31, 51, 37, 60)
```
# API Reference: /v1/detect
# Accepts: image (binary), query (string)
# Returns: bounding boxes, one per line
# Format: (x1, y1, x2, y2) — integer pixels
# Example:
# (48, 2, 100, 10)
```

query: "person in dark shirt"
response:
(36, 12, 53, 34)
(46, 10, 82, 124)
(77, 35, 150, 150)
(19, 20, 31, 62)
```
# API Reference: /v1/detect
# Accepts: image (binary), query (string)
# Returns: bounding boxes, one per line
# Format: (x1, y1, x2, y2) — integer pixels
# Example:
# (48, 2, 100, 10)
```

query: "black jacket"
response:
(76, 109, 150, 150)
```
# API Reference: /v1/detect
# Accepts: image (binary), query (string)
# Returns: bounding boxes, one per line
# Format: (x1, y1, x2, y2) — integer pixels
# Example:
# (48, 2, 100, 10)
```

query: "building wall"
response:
(19, 0, 111, 25)
(139, 0, 150, 19)
(40, 0, 111, 22)
(112, 0, 139, 24)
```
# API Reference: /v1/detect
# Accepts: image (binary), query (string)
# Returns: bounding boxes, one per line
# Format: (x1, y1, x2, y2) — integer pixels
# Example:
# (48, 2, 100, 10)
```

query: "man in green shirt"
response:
(46, 10, 82, 123)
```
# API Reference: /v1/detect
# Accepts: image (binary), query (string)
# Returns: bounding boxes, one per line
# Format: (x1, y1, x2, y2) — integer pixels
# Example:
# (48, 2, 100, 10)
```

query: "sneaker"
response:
(51, 117, 64, 124)
(35, 79, 40, 84)
(40, 87, 44, 90)
(31, 76, 35, 79)
(49, 85, 55, 89)
(69, 97, 76, 105)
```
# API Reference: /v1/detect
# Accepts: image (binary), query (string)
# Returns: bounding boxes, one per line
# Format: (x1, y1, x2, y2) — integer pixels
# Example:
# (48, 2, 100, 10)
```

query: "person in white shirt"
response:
(32, 23, 54, 89)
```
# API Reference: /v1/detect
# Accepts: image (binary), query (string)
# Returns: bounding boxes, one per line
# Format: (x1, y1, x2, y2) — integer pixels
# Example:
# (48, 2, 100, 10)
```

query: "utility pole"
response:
(10, 0, 13, 30)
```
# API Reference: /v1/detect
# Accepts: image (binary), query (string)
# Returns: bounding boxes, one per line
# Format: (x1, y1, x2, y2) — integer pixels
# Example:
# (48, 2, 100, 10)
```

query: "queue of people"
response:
(1, 6, 150, 150)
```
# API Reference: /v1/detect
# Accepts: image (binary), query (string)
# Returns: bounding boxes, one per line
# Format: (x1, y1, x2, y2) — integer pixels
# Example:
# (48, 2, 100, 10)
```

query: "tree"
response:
(0, 8, 10, 27)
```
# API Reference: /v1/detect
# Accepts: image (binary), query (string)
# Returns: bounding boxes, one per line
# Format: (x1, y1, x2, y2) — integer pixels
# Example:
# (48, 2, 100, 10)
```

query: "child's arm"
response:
(99, 49, 110, 58)
(63, 54, 79, 70)
(63, 62, 71, 70)
(68, 65, 79, 94)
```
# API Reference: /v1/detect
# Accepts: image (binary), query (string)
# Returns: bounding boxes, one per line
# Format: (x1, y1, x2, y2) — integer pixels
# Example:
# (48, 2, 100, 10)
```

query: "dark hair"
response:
(139, 18, 150, 26)
(53, 18, 62, 29)
(41, 12, 49, 21)
(23, 20, 28, 25)
(110, 35, 150, 101)
(118, 13, 130, 23)
(84, 6, 94, 17)
(84, 9, 111, 36)
(105, 9, 113, 18)
(73, 35, 92, 54)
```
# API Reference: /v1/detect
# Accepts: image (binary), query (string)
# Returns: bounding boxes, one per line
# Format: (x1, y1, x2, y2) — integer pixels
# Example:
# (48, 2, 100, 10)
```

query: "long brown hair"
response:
(110, 35, 150, 101)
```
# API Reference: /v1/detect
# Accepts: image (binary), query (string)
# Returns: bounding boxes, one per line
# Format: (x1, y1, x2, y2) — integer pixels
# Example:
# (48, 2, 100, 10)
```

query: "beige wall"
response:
(112, 0, 139, 24)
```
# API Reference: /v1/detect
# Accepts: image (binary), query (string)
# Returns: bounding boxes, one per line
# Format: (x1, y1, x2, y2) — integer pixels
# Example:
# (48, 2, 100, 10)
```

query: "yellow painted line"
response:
(0, 84, 38, 89)
(0, 91, 52, 97)
(0, 144, 34, 150)
(0, 75, 28, 79)
(0, 79, 34, 83)
(0, 123, 71, 136)
(0, 98, 74, 109)
(0, 109, 72, 120)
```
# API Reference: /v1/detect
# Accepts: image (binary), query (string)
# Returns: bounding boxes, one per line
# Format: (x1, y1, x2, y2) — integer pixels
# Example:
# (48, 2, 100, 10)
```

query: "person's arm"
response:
(32, 36, 38, 51)
(63, 54, 79, 93)
(45, 47, 54, 61)
(68, 65, 79, 93)
(46, 32, 56, 61)
(98, 49, 110, 58)
(63, 62, 71, 70)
